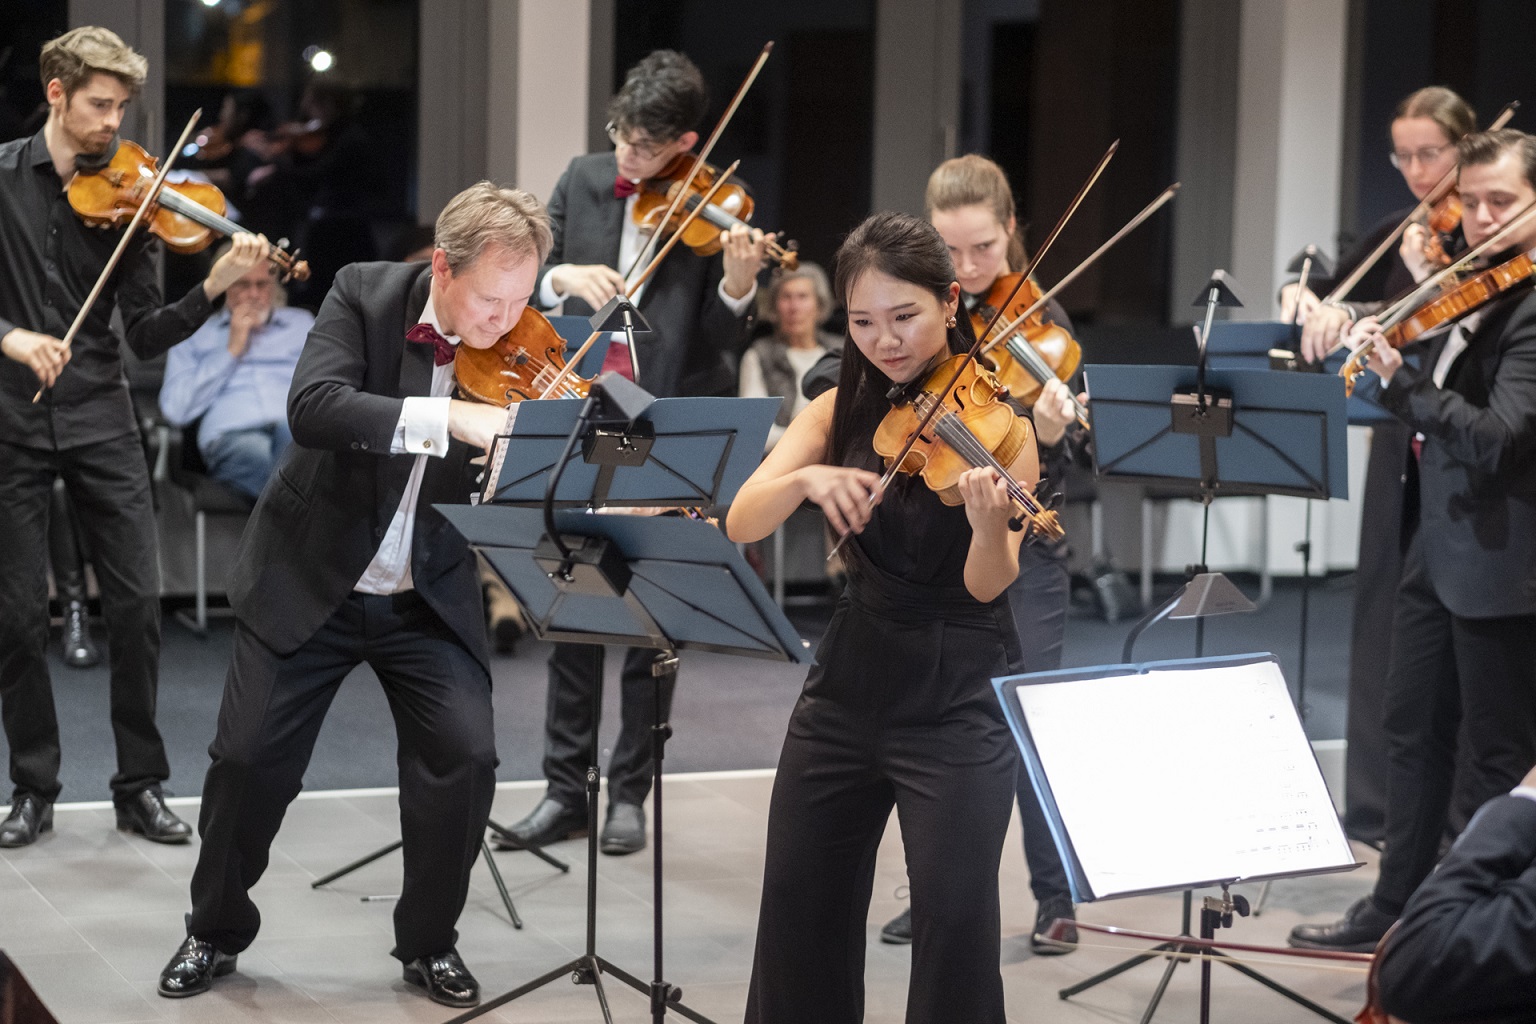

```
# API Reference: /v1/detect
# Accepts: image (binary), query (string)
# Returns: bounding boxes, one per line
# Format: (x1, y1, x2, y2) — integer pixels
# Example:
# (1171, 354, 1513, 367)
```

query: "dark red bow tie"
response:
(614, 175, 638, 200)
(406, 322, 456, 366)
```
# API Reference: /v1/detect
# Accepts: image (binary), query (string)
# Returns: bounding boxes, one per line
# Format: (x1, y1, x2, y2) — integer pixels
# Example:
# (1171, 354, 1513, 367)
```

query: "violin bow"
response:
(975, 139, 1119, 347)
(621, 41, 774, 286)
(1044, 920, 1373, 972)
(824, 147, 1126, 559)
(537, 160, 743, 400)
(33, 109, 202, 403)
(1323, 100, 1519, 307)
(979, 183, 1182, 359)
(1376, 196, 1536, 330)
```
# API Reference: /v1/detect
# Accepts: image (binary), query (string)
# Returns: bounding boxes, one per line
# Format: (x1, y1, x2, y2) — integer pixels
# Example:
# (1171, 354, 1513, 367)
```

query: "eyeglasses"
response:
(605, 121, 668, 162)
(1389, 143, 1454, 169)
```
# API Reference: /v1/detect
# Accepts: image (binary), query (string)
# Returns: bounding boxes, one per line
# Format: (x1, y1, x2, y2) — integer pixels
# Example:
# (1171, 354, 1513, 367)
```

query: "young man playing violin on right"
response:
(499, 48, 772, 857)
(1290, 128, 1536, 954)
(0, 26, 267, 849)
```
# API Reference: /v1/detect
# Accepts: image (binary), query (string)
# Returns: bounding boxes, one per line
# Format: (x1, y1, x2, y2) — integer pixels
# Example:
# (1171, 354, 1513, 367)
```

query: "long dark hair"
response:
(828, 212, 974, 468)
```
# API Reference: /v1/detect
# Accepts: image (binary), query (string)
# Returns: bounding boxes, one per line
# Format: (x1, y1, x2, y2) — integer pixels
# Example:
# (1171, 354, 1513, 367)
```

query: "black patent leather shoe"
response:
(61, 600, 100, 668)
(158, 935, 237, 997)
(1288, 896, 1396, 952)
(493, 797, 587, 850)
(879, 907, 912, 945)
(115, 788, 193, 844)
(600, 801, 646, 856)
(1032, 894, 1078, 955)
(403, 949, 480, 1007)
(0, 795, 53, 848)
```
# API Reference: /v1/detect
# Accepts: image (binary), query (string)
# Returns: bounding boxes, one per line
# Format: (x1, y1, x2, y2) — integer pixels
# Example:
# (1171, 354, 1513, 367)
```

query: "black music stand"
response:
(1067, 305, 1348, 1022)
(439, 375, 804, 1024)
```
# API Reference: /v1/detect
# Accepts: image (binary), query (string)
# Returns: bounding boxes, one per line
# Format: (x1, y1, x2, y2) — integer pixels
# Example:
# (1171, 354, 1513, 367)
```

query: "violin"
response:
(1340, 243, 1536, 394)
(68, 138, 309, 281)
(873, 354, 1064, 541)
(970, 271, 1090, 428)
(1420, 191, 1462, 269)
(452, 307, 591, 406)
(633, 153, 799, 269)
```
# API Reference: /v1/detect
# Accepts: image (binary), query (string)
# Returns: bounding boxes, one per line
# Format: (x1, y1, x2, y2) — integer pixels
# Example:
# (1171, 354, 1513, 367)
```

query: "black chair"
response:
(165, 418, 255, 635)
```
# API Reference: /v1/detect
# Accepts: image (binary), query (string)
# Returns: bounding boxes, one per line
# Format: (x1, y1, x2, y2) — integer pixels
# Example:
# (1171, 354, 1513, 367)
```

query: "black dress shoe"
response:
(600, 801, 646, 855)
(493, 797, 587, 850)
(403, 949, 480, 1008)
(115, 788, 193, 844)
(158, 935, 237, 997)
(1032, 893, 1078, 955)
(879, 907, 912, 945)
(0, 795, 53, 848)
(61, 600, 100, 668)
(1288, 895, 1396, 952)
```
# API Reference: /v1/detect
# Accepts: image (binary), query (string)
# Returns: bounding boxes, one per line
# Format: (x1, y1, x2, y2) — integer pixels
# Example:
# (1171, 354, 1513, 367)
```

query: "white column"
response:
(510, 0, 591, 202)
(871, 0, 962, 214)
(1229, 0, 1348, 319)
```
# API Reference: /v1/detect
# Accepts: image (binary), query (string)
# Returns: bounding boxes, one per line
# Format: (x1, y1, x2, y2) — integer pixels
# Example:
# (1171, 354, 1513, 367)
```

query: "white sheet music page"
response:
(1016, 657, 1353, 899)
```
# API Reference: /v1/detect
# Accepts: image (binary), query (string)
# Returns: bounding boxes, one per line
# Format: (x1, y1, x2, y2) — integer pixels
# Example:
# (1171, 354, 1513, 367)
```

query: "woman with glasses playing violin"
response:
(730, 212, 1037, 1024)
(496, 49, 775, 860)
(1282, 87, 1476, 849)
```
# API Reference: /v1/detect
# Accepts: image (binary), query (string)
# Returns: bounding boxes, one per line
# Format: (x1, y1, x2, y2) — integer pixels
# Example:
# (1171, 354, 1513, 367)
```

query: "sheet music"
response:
(479, 405, 521, 505)
(1015, 658, 1354, 899)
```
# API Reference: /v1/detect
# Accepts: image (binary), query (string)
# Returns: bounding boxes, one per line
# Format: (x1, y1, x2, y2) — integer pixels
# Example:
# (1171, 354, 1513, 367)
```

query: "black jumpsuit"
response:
(746, 471, 1021, 1024)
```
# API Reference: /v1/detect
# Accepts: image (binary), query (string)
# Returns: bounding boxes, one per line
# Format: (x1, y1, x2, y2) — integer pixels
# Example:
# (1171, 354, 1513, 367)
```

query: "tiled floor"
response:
(1, 772, 1378, 1024)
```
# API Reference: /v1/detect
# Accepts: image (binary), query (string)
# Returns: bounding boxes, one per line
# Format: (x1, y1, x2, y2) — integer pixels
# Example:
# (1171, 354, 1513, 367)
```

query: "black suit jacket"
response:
(536, 152, 748, 398)
(229, 261, 488, 667)
(1378, 287, 1536, 618)
(1377, 793, 1536, 1023)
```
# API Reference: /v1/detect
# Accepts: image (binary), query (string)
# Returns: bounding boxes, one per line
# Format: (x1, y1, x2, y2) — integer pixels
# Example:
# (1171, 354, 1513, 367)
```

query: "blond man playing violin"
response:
(1291, 129, 1536, 955)
(0, 26, 267, 850)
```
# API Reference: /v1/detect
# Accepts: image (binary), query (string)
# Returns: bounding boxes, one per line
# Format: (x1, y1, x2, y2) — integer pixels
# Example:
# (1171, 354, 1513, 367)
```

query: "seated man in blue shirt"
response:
(159, 253, 312, 499)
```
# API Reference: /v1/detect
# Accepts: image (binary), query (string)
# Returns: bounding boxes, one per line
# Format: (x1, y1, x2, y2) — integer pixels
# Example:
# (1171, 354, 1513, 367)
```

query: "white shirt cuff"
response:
(718, 278, 757, 316)
(539, 266, 572, 309)
(1511, 786, 1536, 803)
(393, 396, 452, 456)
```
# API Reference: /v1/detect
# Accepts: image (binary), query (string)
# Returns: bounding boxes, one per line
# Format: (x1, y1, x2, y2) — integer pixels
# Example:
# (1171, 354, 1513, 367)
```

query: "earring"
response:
(945, 315, 958, 328)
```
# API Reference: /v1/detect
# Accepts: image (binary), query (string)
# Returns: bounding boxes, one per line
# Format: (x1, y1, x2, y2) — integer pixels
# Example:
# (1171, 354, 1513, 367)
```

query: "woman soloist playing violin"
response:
(731, 212, 1034, 1024)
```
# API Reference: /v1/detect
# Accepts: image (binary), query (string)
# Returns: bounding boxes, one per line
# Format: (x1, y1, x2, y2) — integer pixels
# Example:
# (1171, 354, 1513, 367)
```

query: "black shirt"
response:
(0, 128, 215, 450)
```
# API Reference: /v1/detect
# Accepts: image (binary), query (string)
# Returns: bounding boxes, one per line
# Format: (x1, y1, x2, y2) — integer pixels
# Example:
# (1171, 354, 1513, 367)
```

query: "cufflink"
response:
(423, 439, 432, 449)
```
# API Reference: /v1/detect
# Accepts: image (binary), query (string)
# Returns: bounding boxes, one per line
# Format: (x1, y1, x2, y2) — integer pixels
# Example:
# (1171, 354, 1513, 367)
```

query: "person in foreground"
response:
(1373, 761, 1536, 1024)
(1290, 129, 1536, 954)
(157, 182, 552, 1007)
(728, 212, 1036, 1024)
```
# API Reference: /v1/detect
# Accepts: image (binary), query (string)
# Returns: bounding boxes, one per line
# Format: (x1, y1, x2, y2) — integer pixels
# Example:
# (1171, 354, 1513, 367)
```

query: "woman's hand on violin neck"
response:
(721, 223, 774, 299)
(1400, 223, 1439, 284)
(447, 399, 512, 452)
(1033, 379, 1077, 447)
(797, 464, 882, 538)
(550, 264, 626, 311)
(1300, 303, 1354, 363)
(957, 467, 1014, 535)
(2, 328, 70, 388)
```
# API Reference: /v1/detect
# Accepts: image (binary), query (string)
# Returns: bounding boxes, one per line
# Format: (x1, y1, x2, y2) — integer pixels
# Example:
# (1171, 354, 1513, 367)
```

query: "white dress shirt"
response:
(354, 293, 457, 595)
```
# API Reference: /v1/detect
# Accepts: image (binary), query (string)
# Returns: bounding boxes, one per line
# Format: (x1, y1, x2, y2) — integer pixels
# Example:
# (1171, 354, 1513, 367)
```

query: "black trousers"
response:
(188, 591, 497, 963)
(541, 643, 675, 808)
(1373, 537, 1536, 912)
(0, 434, 167, 803)
(747, 564, 1018, 1024)
(1008, 548, 1071, 902)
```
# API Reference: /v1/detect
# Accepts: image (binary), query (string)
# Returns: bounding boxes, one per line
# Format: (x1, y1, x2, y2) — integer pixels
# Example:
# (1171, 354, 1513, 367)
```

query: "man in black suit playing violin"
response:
(1291, 128, 1536, 953)
(0, 26, 266, 849)
(158, 182, 550, 1008)
(499, 49, 772, 857)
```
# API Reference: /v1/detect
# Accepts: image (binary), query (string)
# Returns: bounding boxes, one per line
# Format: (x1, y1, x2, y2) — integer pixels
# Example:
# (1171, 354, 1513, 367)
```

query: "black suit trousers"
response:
(541, 643, 676, 808)
(1374, 535, 1536, 911)
(1008, 550, 1071, 902)
(188, 591, 497, 962)
(0, 434, 167, 803)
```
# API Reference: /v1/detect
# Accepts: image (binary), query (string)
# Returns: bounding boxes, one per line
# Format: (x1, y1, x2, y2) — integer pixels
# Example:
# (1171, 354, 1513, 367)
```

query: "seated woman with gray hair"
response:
(738, 262, 841, 451)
